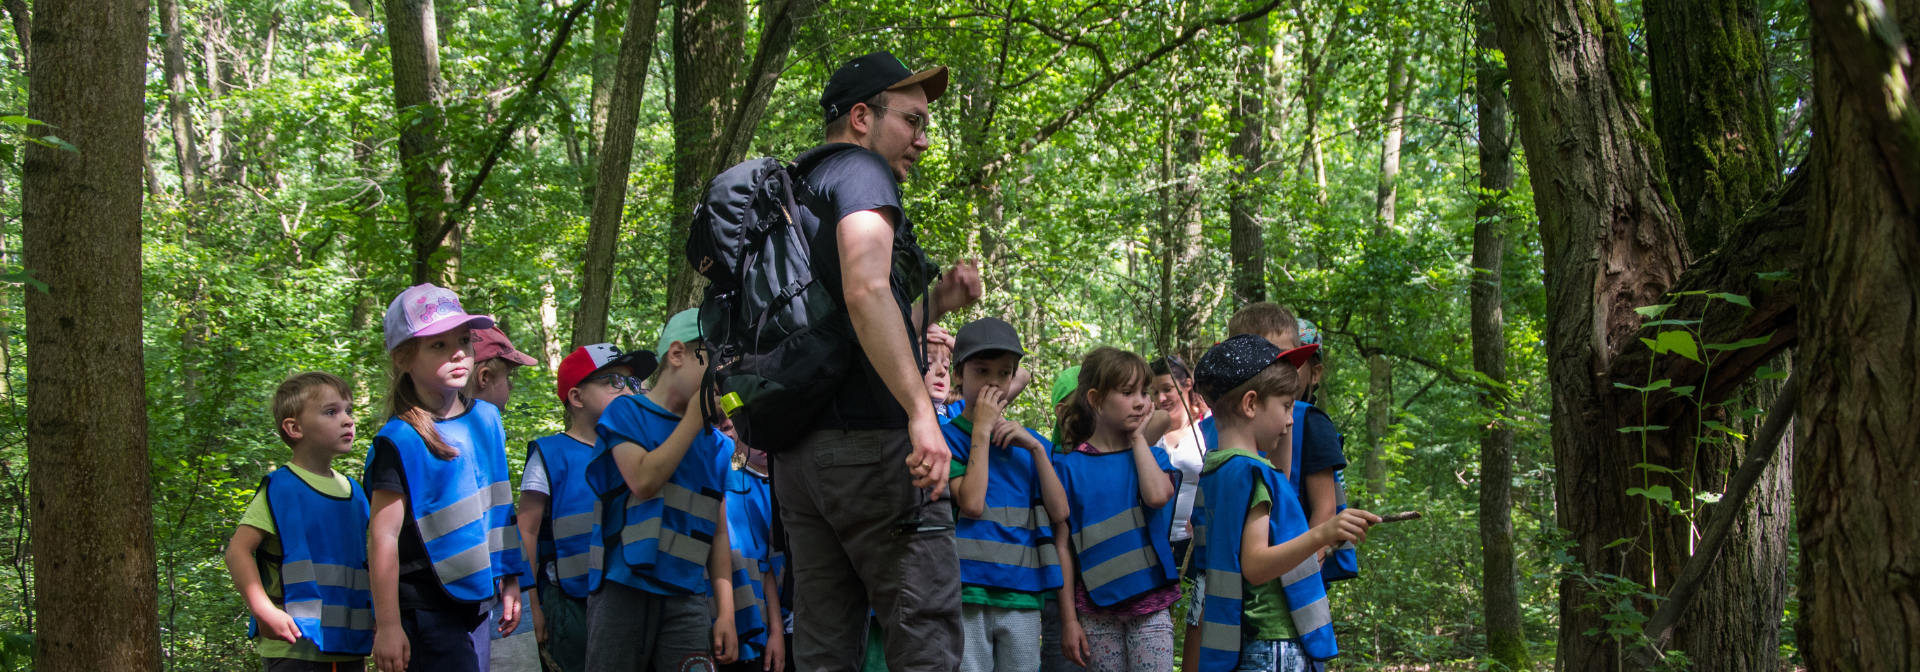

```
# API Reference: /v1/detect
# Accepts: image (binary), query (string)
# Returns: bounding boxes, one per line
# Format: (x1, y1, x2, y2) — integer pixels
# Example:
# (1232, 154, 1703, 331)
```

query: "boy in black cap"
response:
(775, 50, 982, 672)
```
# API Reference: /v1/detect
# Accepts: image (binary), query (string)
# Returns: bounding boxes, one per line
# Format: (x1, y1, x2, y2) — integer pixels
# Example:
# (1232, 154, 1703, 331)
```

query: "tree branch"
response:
(428, 0, 594, 248)
(1630, 372, 1801, 668)
(967, 0, 1285, 184)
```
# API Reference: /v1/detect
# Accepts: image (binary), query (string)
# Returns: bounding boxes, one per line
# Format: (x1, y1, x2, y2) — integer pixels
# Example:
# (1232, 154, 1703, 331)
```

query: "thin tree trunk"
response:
(203, 13, 227, 182)
(160, 0, 200, 198)
(540, 278, 564, 369)
(23, 0, 160, 669)
(1, 0, 28, 70)
(1489, 0, 1693, 662)
(1228, 16, 1268, 306)
(716, 0, 820, 167)
(572, 0, 661, 348)
(585, 0, 623, 206)
(1363, 36, 1411, 495)
(1170, 107, 1210, 353)
(1471, 3, 1528, 667)
(1296, 14, 1327, 202)
(385, 0, 457, 285)
(1797, 0, 1920, 664)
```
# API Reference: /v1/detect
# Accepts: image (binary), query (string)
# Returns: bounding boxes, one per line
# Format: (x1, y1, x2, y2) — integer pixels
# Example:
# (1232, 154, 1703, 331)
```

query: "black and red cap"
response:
(1194, 334, 1319, 401)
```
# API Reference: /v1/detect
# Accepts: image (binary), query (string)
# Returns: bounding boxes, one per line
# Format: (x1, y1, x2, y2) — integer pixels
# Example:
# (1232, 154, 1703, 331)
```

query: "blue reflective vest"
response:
(1290, 402, 1358, 583)
(946, 419, 1063, 594)
(369, 401, 526, 603)
(724, 466, 773, 660)
(249, 467, 374, 655)
(528, 433, 599, 599)
(1194, 451, 1337, 668)
(586, 395, 731, 595)
(1056, 445, 1178, 607)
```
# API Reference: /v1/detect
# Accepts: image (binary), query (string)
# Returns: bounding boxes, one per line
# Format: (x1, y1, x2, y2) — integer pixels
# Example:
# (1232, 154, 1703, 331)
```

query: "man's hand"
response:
(930, 260, 983, 316)
(254, 606, 301, 643)
(906, 414, 953, 500)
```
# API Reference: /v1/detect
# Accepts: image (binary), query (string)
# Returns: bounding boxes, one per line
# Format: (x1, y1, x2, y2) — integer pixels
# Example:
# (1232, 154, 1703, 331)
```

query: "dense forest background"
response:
(0, 0, 1838, 666)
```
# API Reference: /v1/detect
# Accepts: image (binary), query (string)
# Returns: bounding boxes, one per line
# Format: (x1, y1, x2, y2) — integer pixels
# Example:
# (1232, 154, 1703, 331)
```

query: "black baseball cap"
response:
(952, 317, 1025, 365)
(820, 51, 949, 124)
(1194, 334, 1319, 401)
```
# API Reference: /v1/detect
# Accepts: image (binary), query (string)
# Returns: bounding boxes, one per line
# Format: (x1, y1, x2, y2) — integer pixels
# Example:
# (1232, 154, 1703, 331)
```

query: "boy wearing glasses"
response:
(583, 307, 740, 672)
(519, 343, 657, 672)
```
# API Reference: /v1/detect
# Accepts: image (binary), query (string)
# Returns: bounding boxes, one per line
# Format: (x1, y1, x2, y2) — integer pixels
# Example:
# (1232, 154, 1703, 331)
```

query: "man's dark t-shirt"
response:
(800, 145, 935, 431)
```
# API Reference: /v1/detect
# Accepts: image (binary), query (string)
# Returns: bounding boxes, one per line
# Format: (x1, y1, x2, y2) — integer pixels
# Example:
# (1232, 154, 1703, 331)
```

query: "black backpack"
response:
(683, 144, 860, 453)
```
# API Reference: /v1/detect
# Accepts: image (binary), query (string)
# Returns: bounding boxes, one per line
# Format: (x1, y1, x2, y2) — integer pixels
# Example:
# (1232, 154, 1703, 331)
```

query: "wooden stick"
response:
(1379, 511, 1422, 523)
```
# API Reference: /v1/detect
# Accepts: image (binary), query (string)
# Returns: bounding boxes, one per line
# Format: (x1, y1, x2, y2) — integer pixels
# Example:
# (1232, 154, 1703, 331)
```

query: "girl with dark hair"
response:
(1053, 347, 1182, 672)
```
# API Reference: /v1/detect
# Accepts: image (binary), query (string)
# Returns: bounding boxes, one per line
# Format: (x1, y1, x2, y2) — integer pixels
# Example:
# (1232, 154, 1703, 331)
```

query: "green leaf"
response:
(1702, 420, 1748, 439)
(1641, 337, 1660, 352)
(1634, 304, 1674, 318)
(29, 134, 77, 153)
(1756, 365, 1790, 380)
(1642, 319, 1702, 327)
(1602, 537, 1633, 549)
(1632, 462, 1680, 474)
(1707, 332, 1775, 351)
(0, 269, 48, 294)
(1614, 379, 1672, 393)
(1626, 485, 1673, 502)
(1656, 331, 1700, 362)
(1696, 492, 1724, 504)
(1710, 293, 1752, 307)
(1756, 270, 1794, 282)
(0, 114, 45, 126)
(1617, 425, 1670, 433)
(1669, 386, 1696, 397)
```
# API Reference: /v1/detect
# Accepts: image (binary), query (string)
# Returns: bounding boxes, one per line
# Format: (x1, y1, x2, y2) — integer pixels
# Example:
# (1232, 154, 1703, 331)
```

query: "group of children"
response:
(225, 281, 1378, 672)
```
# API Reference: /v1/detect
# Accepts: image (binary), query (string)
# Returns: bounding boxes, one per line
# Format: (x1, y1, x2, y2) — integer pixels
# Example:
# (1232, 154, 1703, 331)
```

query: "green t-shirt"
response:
(237, 464, 363, 662)
(949, 415, 1048, 611)
(1201, 448, 1301, 641)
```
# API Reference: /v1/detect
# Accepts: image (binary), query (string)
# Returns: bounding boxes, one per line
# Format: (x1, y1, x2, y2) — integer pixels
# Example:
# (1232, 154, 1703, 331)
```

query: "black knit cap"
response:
(1195, 334, 1319, 401)
(820, 51, 950, 124)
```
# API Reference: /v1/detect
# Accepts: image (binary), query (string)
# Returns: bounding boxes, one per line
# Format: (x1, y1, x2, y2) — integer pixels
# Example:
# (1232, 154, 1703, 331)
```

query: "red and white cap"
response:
(556, 344, 658, 404)
(384, 284, 494, 352)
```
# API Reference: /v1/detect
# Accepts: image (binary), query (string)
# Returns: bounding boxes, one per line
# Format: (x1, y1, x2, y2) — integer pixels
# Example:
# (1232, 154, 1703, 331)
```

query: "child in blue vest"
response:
(465, 327, 544, 672)
(518, 343, 655, 672)
(365, 284, 528, 672)
(717, 421, 784, 672)
(582, 307, 739, 672)
(1053, 347, 1181, 672)
(944, 318, 1070, 672)
(226, 371, 373, 672)
(1189, 335, 1379, 672)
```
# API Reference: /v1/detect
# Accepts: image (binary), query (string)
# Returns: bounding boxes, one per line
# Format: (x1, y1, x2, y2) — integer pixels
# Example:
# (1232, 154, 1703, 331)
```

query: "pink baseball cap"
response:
(472, 327, 540, 367)
(383, 284, 495, 351)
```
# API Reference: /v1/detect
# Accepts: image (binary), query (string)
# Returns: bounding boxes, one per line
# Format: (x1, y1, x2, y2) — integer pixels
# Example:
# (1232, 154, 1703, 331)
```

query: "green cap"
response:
(1050, 366, 1082, 407)
(656, 308, 702, 355)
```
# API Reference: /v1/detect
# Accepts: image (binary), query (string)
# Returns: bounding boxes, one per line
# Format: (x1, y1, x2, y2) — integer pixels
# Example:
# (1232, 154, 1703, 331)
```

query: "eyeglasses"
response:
(584, 372, 645, 393)
(873, 106, 932, 136)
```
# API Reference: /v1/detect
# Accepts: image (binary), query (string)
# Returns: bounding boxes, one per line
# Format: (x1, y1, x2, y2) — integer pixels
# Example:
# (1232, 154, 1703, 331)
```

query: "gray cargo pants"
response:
(774, 429, 963, 672)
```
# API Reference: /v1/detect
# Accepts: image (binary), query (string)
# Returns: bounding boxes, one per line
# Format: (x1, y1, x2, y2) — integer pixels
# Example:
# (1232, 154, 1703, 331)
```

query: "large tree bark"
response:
(386, 0, 458, 285)
(1643, 0, 1791, 665)
(23, 0, 160, 668)
(1796, 0, 1920, 664)
(1228, 16, 1268, 306)
(1488, 0, 1693, 666)
(1646, 0, 1779, 253)
(160, 0, 200, 198)
(1471, 3, 1528, 668)
(572, 0, 661, 348)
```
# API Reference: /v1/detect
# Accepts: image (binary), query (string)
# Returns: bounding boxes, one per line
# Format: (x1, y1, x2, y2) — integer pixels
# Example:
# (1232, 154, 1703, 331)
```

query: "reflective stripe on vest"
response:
(371, 402, 526, 604)
(1057, 447, 1178, 607)
(256, 467, 375, 655)
(530, 434, 599, 598)
(949, 424, 1064, 594)
(721, 547, 770, 661)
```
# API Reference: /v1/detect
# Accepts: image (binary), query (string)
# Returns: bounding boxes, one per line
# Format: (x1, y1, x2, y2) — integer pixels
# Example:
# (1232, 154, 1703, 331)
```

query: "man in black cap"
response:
(773, 51, 981, 672)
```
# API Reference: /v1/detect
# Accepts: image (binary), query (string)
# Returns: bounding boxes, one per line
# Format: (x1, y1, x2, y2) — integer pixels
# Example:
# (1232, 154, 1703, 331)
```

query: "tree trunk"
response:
(1643, 0, 1791, 665)
(1, 0, 29, 70)
(1488, 0, 1693, 664)
(584, 0, 623, 206)
(1363, 36, 1410, 496)
(1228, 16, 1268, 307)
(385, 0, 457, 285)
(1646, 0, 1780, 253)
(1471, 3, 1529, 668)
(1797, 0, 1920, 664)
(22, 0, 160, 668)
(718, 0, 819, 168)
(160, 0, 200, 198)
(571, 0, 661, 349)
(203, 13, 227, 181)
(1296, 14, 1327, 202)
